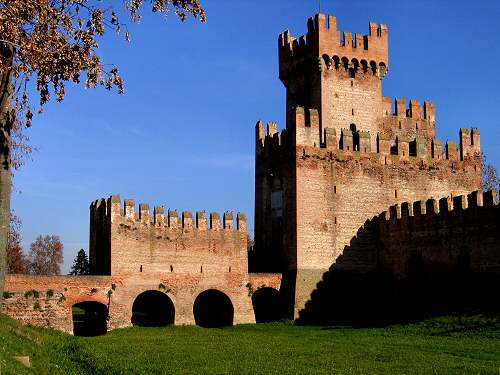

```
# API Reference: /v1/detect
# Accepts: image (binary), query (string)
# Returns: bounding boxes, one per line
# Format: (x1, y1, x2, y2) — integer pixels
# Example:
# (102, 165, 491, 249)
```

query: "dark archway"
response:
(132, 290, 175, 327)
(252, 287, 282, 323)
(193, 289, 234, 328)
(72, 301, 108, 336)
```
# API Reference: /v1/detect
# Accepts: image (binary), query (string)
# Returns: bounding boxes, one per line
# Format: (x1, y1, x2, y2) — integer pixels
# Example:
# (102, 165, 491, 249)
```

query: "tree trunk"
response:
(0, 44, 14, 308)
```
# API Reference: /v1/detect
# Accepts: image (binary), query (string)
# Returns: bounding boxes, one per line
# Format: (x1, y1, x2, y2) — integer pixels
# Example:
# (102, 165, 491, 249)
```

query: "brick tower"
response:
(253, 13, 482, 317)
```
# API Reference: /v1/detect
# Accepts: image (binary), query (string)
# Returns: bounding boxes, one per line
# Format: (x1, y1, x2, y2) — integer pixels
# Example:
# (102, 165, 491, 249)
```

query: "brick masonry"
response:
(254, 13, 483, 316)
(2, 12, 496, 331)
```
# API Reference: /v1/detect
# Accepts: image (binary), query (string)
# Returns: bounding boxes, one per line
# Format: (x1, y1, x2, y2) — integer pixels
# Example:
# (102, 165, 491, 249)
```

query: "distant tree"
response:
(482, 155, 500, 192)
(27, 235, 64, 276)
(0, 0, 205, 303)
(6, 211, 27, 274)
(69, 249, 90, 276)
(247, 234, 254, 252)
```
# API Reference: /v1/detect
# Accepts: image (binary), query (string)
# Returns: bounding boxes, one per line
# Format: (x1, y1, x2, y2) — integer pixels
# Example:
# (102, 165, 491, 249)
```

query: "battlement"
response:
(279, 13, 389, 84)
(379, 190, 498, 224)
(90, 196, 247, 233)
(256, 106, 481, 165)
(381, 97, 436, 122)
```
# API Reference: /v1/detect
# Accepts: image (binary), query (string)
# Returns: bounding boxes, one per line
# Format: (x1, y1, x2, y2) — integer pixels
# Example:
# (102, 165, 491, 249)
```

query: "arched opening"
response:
(350, 124, 359, 151)
(72, 301, 107, 337)
(360, 59, 368, 73)
(193, 289, 234, 328)
(370, 60, 377, 75)
(379, 62, 387, 77)
(132, 290, 175, 327)
(350, 58, 359, 78)
(322, 54, 331, 69)
(252, 287, 283, 323)
(332, 55, 340, 69)
(341, 57, 349, 70)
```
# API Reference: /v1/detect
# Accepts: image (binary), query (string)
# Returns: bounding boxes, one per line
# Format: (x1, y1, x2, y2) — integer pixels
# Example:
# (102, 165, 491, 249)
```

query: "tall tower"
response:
(253, 13, 482, 317)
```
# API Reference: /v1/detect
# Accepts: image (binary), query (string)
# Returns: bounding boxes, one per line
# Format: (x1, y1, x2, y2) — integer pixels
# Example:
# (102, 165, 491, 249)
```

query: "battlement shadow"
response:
(297, 191, 500, 326)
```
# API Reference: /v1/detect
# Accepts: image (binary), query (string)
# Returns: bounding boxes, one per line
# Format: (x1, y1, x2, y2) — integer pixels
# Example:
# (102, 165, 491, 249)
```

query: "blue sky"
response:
(12, 0, 500, 273)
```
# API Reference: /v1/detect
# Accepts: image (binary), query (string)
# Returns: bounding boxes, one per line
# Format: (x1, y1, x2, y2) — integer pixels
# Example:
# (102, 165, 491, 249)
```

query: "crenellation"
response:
(409, 100, 423, 120)
(432, 139, 444, 159)
(453, 194, 467, 210)
(439, 196, 452, 213)
(401, 202, 412, 217)
(196, 211, 208, 230)
(139, 203, 150, 224)
(358, 131, 371, 153)
(468, 190, 483, 208)
(426, 199, 439, 215)
(168, 209, 179, 228)
(210, 212, 222, 230)
(324, 128, 337, 151)
(446, 141, 459, 161)
(154, 206, 165, 226)
(124, 199, 135, 221)
(223, 211, 234, 230)
(424, 101, 436, 122)
(237, 213, 247, 232)
(279, 13, 389, 85)
(377, 132, 391, 155)
(483, 190, 499, 207)
(341, 128, 354, 151)
(182, 211, 193, 229)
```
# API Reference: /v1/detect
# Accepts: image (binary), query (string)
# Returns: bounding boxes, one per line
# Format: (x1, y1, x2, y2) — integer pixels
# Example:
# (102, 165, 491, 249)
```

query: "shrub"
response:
(3, 291, 14, 299)
(24, 289, 40, 299)
(46, 289, 54, 298)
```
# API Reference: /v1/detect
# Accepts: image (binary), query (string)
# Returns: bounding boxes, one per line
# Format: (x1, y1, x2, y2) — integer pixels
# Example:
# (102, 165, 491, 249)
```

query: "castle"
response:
(3, 13, 497, 334)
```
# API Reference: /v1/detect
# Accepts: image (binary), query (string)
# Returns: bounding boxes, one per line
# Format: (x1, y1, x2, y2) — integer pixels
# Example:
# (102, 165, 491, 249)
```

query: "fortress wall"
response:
(2, 275, 113, 332)
(90, 196, 248, 276)
(255, 111, 482, 316)
(3, 273, 258, 332)
(297, 191, 500, 324)
(377, 191, 500, 278)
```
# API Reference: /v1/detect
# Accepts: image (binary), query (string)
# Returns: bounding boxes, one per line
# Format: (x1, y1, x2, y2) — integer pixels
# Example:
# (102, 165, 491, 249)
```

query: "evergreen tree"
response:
(69, 249, 90, 276)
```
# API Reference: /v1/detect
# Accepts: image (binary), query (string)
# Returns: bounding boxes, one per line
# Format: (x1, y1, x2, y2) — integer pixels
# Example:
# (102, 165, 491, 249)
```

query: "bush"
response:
(24, 289, 40, 299)
(3, 291, 14, 299)
(46, 289, 54, 298)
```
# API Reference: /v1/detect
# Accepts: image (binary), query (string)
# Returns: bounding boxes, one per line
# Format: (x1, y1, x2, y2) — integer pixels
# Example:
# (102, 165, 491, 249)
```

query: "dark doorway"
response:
(252, 287, 282, 323)
(350, 124, 359, 151)
(72, 301, 108, 336)
(132, 290, 175, 327)
(193, 289, 234, 328)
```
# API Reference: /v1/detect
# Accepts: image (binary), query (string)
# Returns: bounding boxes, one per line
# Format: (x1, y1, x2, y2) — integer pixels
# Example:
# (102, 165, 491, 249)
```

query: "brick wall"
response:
(254, 12, 483, 317)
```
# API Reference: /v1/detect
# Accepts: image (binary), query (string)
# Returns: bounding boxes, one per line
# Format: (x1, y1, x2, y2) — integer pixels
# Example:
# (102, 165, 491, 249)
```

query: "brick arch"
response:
(192, 288, 234, 328)
(189, 284, 237, 307)
(66, 294, 109, 308)
(120, 284, 179, 314)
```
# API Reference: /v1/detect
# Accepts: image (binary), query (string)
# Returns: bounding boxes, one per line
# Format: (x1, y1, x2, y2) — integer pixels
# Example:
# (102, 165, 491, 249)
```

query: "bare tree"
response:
(6, 211, 27, 274)
(27, 235, 64, 276)
(482, 155, 500, 192)
(0, 0, 205, 302)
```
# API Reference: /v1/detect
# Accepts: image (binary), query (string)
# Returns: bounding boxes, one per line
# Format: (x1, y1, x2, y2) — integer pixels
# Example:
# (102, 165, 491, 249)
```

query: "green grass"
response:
(0, 313, 499, 374)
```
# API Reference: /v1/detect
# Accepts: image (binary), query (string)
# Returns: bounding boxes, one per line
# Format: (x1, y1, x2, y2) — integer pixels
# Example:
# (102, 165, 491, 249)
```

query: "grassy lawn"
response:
(0, 313, 499, 374)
